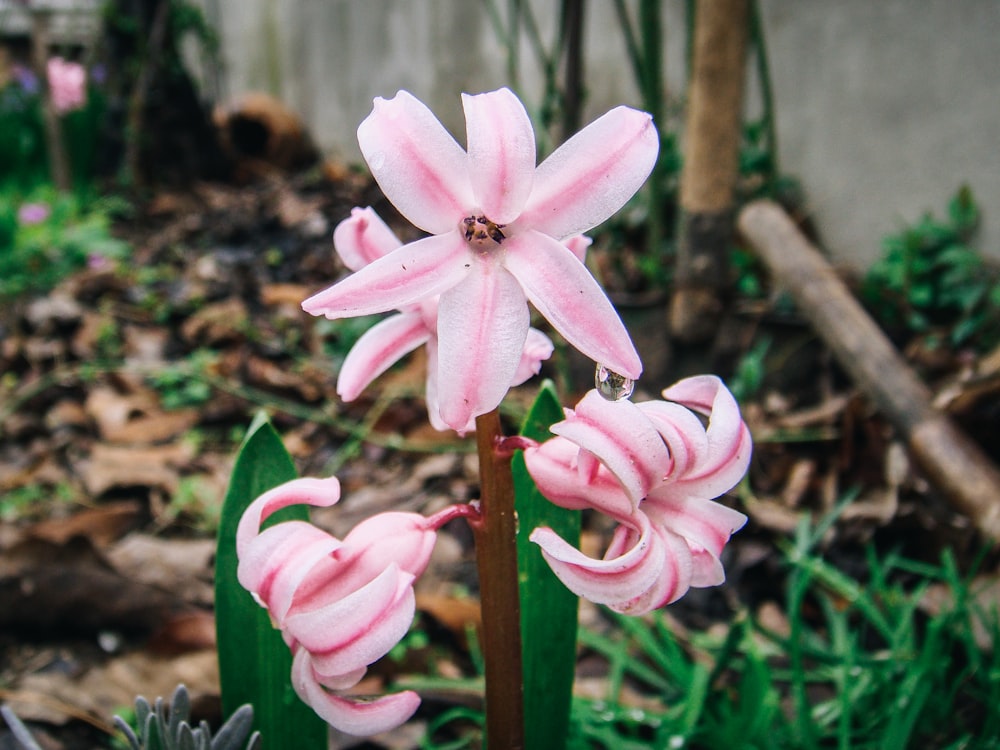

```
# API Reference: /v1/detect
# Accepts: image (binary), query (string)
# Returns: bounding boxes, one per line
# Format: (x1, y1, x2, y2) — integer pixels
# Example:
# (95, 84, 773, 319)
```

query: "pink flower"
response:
(333, 207, 592, 432)
(17, 202, 50, 225)
(236, 476, 467, 735)
(303, 87, 658, 430)
(523, 376, 752, 615)
(46, 57, 87, 114)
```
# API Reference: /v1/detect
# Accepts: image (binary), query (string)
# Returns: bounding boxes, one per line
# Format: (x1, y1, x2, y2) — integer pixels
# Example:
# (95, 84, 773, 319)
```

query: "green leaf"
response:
(513, 381, 582, 750)
(215, 412, 327, 750)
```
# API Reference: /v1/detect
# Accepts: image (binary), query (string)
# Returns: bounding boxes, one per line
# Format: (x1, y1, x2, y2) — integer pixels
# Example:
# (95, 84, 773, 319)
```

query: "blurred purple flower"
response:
(17, 202, 50, 225)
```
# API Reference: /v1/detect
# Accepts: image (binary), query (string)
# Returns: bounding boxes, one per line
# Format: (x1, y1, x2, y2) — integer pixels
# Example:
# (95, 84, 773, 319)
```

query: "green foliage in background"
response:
(0, 186, 129, 299)
(864, 185, 1000, 352)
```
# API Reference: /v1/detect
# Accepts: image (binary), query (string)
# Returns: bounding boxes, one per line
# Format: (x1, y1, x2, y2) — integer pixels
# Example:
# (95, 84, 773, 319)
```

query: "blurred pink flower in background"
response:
(46, 57, 86, 114)
(303, 87, 658, 430)
(17, 202, 50, 225)
(524, 375, 752, 615)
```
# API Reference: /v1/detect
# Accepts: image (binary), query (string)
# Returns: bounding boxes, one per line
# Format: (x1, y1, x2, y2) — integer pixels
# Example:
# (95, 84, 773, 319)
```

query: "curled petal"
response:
(337, 311, 431, 401)
(646, 491, 747, 588)
(291, 648, 420, 737)
(236, 477, 342, 559)
(550, 391, 669, 506)
(357, 90, 474, 234)
(511, 327, 554, 386)
(238, 521, 340, 622)
(519, 106, 659, 239)
(288, 565, 416, 677)
(504, 230, 641, 378)
(529, 511, 666, 607)
(463, 88, 536, 224)
(524, 436, 635, 521)
(302, 233, 471, 319)
(608, 524, 694, 613)
(662, 376, 753, 497)
(334, 207, 403, 272)
(636, 400, 710, 480)
(436, 262, 529, 430)
(339, 511, 438, 578)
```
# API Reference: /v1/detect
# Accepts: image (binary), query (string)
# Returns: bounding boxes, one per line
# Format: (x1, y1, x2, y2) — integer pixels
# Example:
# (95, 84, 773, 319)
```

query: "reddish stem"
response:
(471, 408, 524, 749)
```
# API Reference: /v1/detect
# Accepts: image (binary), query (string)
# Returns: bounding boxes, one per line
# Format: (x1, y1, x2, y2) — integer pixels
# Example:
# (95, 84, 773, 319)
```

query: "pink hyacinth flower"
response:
(303, 87, 658, 430)
(46, 57, 87, 114)
(524, 375, 752, 615)
(334, 207, 591, 432)
(236, 476, 444, 736)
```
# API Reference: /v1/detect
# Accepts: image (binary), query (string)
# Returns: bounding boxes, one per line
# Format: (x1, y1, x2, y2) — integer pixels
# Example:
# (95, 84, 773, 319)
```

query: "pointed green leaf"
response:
(514, 381, 581, 750)
(215, 412, 327, 750)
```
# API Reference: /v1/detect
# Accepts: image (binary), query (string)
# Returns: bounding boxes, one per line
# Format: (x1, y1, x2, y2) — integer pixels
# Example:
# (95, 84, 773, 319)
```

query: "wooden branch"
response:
(739, 199, 1000, 541)
(670, 0, 749, 342)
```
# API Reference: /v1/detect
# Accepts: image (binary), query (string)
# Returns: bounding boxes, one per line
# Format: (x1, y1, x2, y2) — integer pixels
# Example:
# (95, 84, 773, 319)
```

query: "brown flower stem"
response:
(472, 408, 525, 749)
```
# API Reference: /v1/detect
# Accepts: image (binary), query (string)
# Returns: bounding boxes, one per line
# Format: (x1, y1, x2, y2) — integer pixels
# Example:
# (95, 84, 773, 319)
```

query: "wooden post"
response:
(670, 0, 749, 342)
(739, 200, 1000, 541)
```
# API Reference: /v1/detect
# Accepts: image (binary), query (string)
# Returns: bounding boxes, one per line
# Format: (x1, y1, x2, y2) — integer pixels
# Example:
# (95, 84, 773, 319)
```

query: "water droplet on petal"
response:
(595, 363, 635, 401)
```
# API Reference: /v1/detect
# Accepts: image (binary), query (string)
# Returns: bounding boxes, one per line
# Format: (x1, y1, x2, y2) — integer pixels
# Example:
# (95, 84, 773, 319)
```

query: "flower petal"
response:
(288, 564, 415, 675)
(504, 230, 641, 378)
(519, 106, 658, 239)
(436, 262, 529, 430)
(524, 436, 635, 521)
(608, 524, 694, 613)
(550, 390, 669, 507)
(636, 400, 710, 480)
(337, 311, 431, 401)
(511, 327, 554, 386)
(302, 233, 471, 319)
(291, 648, 420, 736)
(462, 88, 535, 224)
(529, 511, 666, 606)
(357, 91, 474, 234)
(646, 492, 747, 588)
(662, 376, 753, 497)
(334, 207, 403, 272)
(236, 477, 342, 559)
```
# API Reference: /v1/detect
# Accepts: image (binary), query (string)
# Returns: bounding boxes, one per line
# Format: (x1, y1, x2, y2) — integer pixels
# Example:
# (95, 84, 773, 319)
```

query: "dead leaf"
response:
(27, 502, 142, 548)
(180, 298, 249, 346)
(79, 443, 194, 498)
(105, 535, 215, 607)
(84, 386, 199, 444)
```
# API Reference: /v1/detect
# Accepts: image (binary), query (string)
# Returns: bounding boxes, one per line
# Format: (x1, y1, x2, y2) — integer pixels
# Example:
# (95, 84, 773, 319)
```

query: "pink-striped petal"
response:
(524, 436, 635, 521)
(357, 91, 474, 234)
(236, 477, 342, 558)
(608, 524, 694, 613)
(462, 88, 536, 224)
(529, 511, 666, 606)
(337, 311, 431, 401)
(436, 262, 530, 430)
(518, 106, 658, 239)
(550, 390, 669, 507)
(504, 230, 641, 378)
(291, 648, 420, 736)
(662, 376, 753, 497)
(511, 327, 554, 386)
(334, 207, 404, 272)
(645, 491, 747, 588)
(339, 511, 438, 578)
(302, 232, 471, 319)
(637, 400, 710, 481)
(563, 233, 592, 263)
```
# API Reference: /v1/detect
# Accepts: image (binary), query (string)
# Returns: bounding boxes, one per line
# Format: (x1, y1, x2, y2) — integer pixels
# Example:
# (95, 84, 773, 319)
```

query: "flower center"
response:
(462, 215, 506, 249)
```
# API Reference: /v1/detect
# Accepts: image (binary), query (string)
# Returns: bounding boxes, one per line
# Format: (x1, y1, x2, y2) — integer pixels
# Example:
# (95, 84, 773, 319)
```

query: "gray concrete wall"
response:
(196, 0, 1000, 270)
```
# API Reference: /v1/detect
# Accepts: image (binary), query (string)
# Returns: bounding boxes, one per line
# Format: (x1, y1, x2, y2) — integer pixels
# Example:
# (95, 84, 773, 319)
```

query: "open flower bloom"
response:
(523, 375, 752, 615)
(334, 206, 591, 432)
(237, 476, 459, 736)
(303, 87, 659, 430)
(46, 57, 87, 114)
